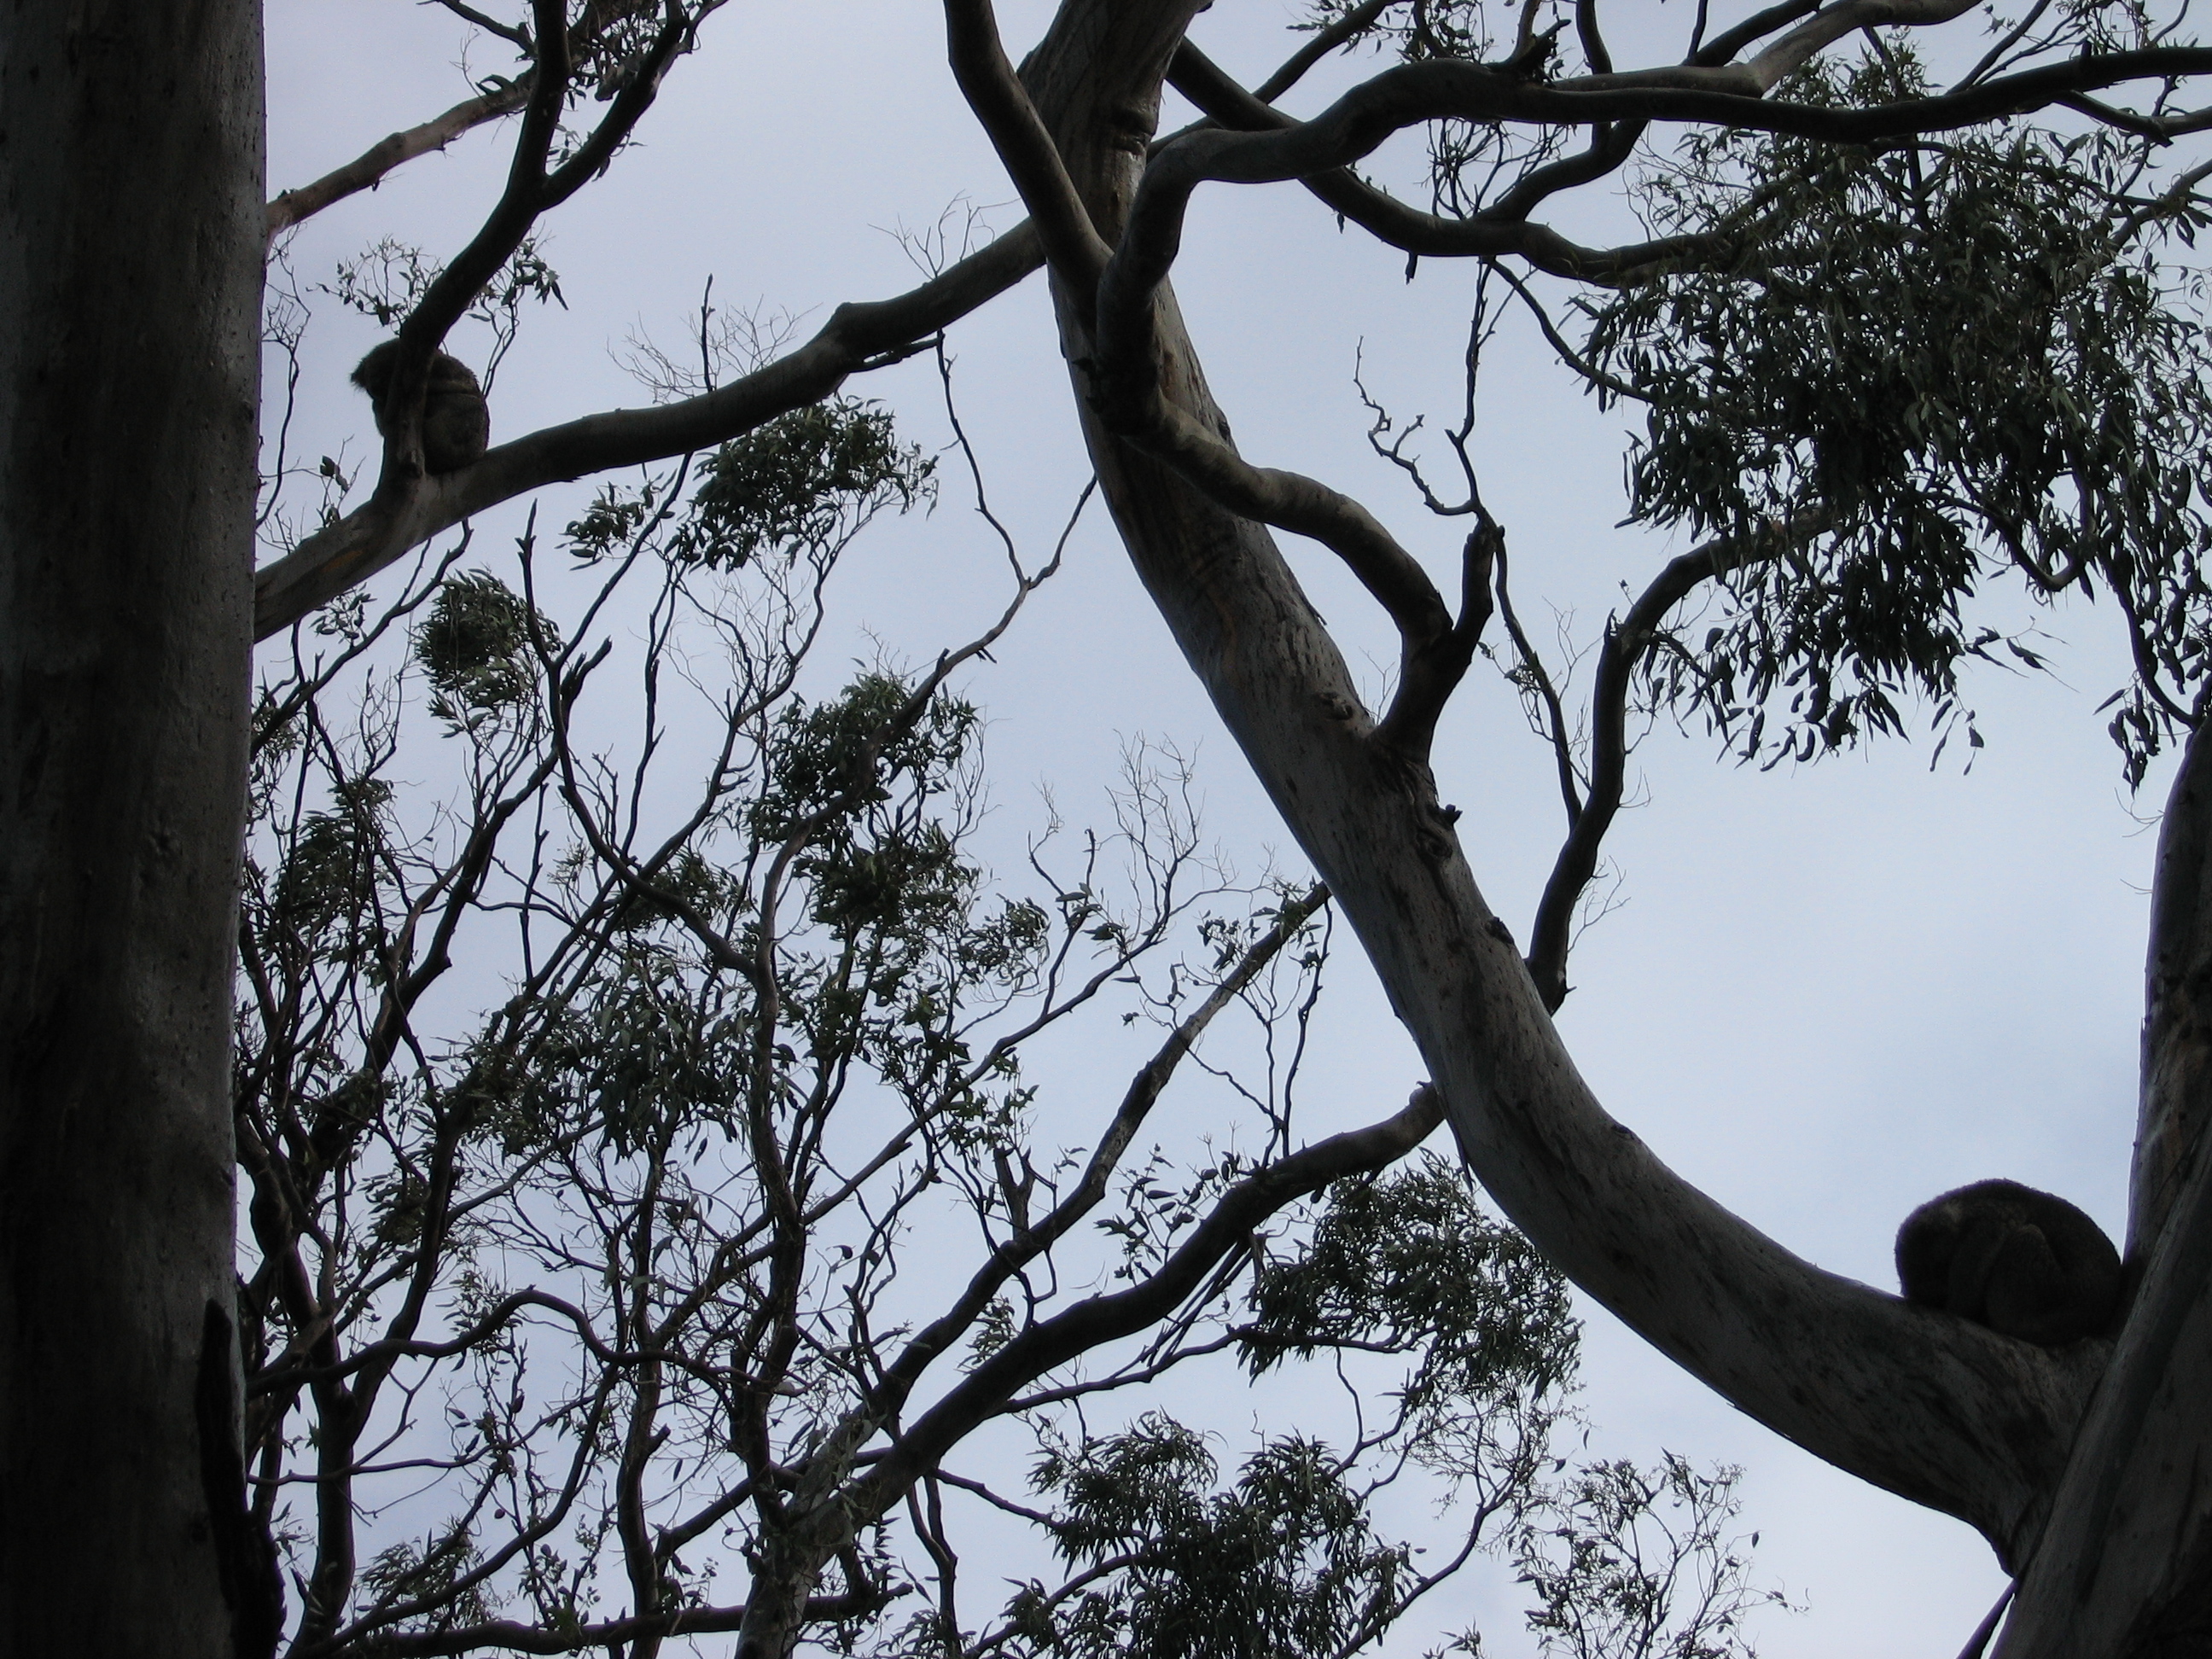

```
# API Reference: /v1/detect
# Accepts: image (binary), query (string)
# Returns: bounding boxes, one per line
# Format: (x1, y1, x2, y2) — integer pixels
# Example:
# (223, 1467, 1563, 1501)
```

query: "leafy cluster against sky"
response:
(245, 383, 1775, 1655)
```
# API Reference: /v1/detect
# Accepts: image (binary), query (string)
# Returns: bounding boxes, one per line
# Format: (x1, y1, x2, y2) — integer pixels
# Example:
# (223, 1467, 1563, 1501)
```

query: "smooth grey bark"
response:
(2133, 719, 2212, 1262)
(1991, 725, 2212, 1654)
(0, 3, 269, 1655)
(1004, 0, 2115, 1586)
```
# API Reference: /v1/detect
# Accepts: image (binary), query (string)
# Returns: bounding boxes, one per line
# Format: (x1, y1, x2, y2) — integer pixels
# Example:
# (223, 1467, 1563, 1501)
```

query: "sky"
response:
(262, 2, 2172, 1651)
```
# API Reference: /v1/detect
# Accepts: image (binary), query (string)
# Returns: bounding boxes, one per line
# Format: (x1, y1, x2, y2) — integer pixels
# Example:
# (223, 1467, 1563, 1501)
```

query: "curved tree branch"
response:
(945, 0, 1111, 294)
(859, 1083, 1447, 1507)
(1253, 0, 1401, 102)
(1522, 530, 1799, 1011)
(1100, 393, 1455, 657)
(1522, 547, 1707, 1006)
(1692, 0, 1823, 68)
(947, 4, 1460, 719)
(1575, 0, 1981, 96)
(1008, 0, 2120, 1576)
(1165, 44, 1723, 282)
(1144, 43, 2212, 218)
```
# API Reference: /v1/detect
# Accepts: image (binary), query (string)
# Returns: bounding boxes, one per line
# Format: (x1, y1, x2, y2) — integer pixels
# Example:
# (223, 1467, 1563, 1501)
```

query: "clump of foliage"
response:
(1014, 1419, 1411, 1659)
(1245, 1155, 1577, 1411)
(414, 567, 559, 721)
(675, 398, 937, 568)
(1585, 49, 2212, 778)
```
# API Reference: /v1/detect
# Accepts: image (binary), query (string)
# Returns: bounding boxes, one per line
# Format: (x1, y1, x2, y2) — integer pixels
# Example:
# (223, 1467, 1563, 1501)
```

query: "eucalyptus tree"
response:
(14, 0, 2212, 1653)
(1, 6, 267, 1656)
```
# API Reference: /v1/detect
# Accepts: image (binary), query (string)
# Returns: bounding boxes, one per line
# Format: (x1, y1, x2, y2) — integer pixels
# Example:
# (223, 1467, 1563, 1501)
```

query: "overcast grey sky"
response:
(264, 3, 2167, 1650)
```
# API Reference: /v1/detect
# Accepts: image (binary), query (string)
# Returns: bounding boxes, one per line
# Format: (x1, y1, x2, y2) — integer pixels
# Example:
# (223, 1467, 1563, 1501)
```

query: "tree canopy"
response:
(15, 0, 2212, 1653)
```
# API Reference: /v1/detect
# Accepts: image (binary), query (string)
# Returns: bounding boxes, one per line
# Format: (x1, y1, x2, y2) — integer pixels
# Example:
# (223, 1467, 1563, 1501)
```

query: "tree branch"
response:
(1253, 0, 1400, 102)
(943, 0, 1111, 294)
(355, 3, 685, 492)
(1524, 540, 1730, 1010)
(1098, 391, 1456, 661)
(1150, 44, 2212, 196)
(252, 223, 1042, 638)
(264, 0, 674, 241)
(949, 7, 1461, 688)
(856, 1084, 1447, 1507)
(2136, 715, 2212, 1259)
(1010, 0, 2119, 1573)
(1165, 44, 1722, 281)
(338, 1586, 899, 1657)
(265, 81, 531, 244)
(864, 884, 1331, 1418)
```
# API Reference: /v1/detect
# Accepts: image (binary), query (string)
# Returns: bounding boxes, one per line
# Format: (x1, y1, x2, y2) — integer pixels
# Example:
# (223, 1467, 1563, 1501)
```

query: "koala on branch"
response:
(1895, 1179, 2122, 1346)
(351, 340, 490, 475)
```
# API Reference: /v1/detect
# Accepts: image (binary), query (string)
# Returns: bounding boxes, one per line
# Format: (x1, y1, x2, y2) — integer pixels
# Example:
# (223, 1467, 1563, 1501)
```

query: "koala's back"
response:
(352, 341, 489, 474)
(1895, 1179, 2121, 1345)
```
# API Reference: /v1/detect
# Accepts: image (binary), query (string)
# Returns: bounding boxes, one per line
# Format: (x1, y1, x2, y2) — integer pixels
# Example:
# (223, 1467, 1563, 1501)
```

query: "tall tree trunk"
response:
(1992, 724, 2212, 1655)
(0, 4, 270, 1655)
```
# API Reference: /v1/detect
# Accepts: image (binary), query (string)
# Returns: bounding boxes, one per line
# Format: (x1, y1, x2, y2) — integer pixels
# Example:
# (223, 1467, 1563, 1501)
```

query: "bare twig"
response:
(1525, 527, 1802, 1009)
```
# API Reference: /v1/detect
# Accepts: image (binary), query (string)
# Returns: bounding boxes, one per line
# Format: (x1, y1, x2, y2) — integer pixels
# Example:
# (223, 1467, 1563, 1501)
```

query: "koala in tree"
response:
(1895, 1179, 2122, 1345)
(351, 341, 490, 474)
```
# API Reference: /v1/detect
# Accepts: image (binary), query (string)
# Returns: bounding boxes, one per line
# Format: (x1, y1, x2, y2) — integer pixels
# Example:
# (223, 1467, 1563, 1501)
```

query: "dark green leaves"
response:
(1242, 1155, 1579, 1412)
(1585, 50, 2212, 777)
(672, 399, 936, 569)
(1016, 1417, 1407, 1659)
(414, 568, 559, 723)
(268, 777, 395, 965)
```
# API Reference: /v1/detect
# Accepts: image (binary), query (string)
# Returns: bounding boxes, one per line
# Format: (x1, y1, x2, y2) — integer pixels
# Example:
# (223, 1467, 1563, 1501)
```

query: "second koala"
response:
(1895, 1179, 2122, 1345)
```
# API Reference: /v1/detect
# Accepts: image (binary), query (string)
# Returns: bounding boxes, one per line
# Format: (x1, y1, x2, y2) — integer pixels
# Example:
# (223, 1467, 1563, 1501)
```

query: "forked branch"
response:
(1524, 542, 1725, 1010)
(943, 0, 1459, 719)
(1166, 45, 1720, 280)
(853, 1084, 1447, 1506)
(265, 0, 679, 242)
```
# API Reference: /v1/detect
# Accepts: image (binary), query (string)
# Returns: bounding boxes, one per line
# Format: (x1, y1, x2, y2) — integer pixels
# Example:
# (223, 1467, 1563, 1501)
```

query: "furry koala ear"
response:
(350, 340, 400, 402)
(1895, 1179, 2121, 1346)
